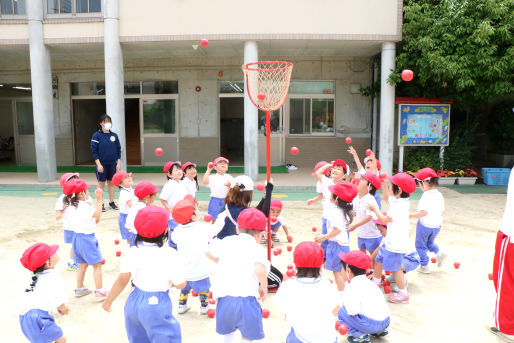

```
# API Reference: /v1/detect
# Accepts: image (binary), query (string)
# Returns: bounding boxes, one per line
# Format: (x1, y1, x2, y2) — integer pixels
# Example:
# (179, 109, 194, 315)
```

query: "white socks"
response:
(399, 288, 408, 296)
(220, 332, 235, 343)
(373, 277, 381, 286)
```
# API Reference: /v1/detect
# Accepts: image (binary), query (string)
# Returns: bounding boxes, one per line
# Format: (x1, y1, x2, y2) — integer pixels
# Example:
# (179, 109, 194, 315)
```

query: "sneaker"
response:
(486, 324, 514, 342)
(95, 288, 109, 298)
(271, 233, 280, 242)
(385, 274, 396, 283)
(75, 287, 92, 297)
(200, 305, 208, 315)
(347, 335, 371, 343)
(437, 251, 447, 267)
(417, 265, 430, 274)
(109, 202, 118, 210)
(260, 235, 267, 244)
(371, 330, 389, 338)
(392, 278, 408, 293)
(387, 292, 409, 304)
(66, 261, 78, 271)
(102, 204, 106, 212)
(177, 304, 190, 314)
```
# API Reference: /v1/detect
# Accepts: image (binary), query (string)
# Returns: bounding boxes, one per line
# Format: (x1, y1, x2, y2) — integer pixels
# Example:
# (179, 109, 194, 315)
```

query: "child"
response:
(170, 195, 216, 315)
(347, 147, 382, 208)
(348, 173, 382, 264)
(202, 157, 233, 221)
(206, 208, 270, 343)
(275, 241, 339, 343)
(181, 162, 199, 198)
(19, 243, 70, 343)
(112, 171, 136, 244)
(102, 205, 186, 343)
(306, 161, 329, 206)
(160, 161, 188, 248)
(338, 251, 390, 343)
(62, 178, 108, 297)
(55, 172, 80, 271)
(265, 199, 292, 243)
(367, 172, 416, 304)
(125, 181, 160, 247)
(412, 167, 446, 273)
(315, 181, 357, 291)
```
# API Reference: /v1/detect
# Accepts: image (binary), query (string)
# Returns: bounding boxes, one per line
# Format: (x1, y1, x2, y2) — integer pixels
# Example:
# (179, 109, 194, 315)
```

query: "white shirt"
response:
(55, 194, 72, 230)
(120, 243, 186, 292)
(118, 187, 136, 214)
(208, 233, 270, 299)
(501, 168, 514, 238)
(208, 173, 233, 198)
(275, 278, 339, 343)
(316, 181, 322, 194)
(417, 189, 445, 228)
(271, 215, 286, 227)
(326, 207, 350, 246)
(342, 275, 389, 321)
(183, 177, 198, 198)
(320, 176, 337, 218)
(66, 200, 96, 234)
(352, 194, 380, 239)
(19, 269, 67, 315)
(384, 197, 410, 253)
(160, 179, 188, 219)
(170, 222, 216, 281)
(125, 201, 147, 234)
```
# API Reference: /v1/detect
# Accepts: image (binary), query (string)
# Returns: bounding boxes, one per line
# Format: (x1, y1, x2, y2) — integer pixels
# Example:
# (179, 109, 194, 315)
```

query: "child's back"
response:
(384, 196, 410, 253)
(67, 200, 96, 234)
(341, 275, 389, 320)
(418, 189, 444, 228)
(19, 269, 66, 315)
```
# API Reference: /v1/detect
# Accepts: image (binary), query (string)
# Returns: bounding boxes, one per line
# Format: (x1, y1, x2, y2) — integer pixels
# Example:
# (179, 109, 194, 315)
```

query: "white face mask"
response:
(103, 122, 112, 130)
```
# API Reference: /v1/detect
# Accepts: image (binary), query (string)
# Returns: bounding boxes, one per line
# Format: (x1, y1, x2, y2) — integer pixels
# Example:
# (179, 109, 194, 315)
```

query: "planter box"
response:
(438, 177, 456, 186)
(456, 177, 477, 185)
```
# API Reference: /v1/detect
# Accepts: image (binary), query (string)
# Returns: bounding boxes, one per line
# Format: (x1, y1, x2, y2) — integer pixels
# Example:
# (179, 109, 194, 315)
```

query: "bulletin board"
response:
(398, 104, 450, 146)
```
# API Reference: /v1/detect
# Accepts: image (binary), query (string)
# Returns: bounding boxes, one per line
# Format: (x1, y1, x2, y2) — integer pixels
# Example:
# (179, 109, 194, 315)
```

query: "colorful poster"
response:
(398, 104, 450, 146)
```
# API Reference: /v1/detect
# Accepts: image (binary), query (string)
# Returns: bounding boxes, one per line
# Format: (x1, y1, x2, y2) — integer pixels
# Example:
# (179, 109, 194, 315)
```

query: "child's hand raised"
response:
(94, 188, 103, 201)
(347, 146, 357, 156)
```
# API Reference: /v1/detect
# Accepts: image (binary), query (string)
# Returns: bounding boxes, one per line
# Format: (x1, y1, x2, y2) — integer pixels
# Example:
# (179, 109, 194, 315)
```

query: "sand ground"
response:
(0, 187, 507, 343)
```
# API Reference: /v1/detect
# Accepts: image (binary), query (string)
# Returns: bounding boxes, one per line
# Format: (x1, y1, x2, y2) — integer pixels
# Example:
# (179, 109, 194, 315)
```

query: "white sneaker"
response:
(437, 251, 447, 267)
(95, 288, 109, 298)
(200, 305, 208, 315)
(177, 304, 190, 314)
(75, 287, 92, 297)
(417, 265, 430, 274)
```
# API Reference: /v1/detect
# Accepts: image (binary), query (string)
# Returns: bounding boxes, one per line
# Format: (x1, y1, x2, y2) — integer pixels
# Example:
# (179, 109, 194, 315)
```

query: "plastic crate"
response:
(482, 168, 512, 186)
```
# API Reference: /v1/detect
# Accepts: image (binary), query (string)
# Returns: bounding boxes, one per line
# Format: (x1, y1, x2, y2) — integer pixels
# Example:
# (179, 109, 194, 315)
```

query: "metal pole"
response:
(266, 110, 271, 261)
(378, 42, 396, 176)
(398, 146, 404, 172)
(372, 60, 378, 153)
(439, 146, 445, 170)
(243, 41, 259, 180)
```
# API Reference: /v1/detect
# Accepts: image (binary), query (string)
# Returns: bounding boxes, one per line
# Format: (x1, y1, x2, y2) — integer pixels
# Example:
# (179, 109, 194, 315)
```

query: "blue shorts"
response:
(286, 327, 337, 343)
(325, 241, 349, 271)
(129, 232, 137, 247)
(118, 213, 130, 240)
(72, 233, 103, 265)
(375, 247, 404, 272)
(96, 162, 116, 182)
(181, 277, 211, 294)
(168, 219, 178, 249)
(64, 229, 75, 244)
(374, 192, 382, 210)
(338, 306, 389, 338)
(403, 251, 421, 273)
(216, 296, 264, 340)
(19, 309, 63, 343)
(271, 221, 282, 231)
(125, 287, 181, 343)
(208, 197, 225, 221)
(358, 237, 383, 252)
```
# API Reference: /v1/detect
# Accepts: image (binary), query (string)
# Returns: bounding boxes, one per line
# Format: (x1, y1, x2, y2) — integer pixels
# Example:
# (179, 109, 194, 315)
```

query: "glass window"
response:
(1, 0, 26, 14)
(258, 110, 281, 134)
(142, 81, 178, 94)
(143, 99, 175, 134)
(71, 82, 105, 95)
(289, 81, 335, 94)
(312, 99, 334, 133)
(219, 81, 244, 94)
(289, 98, 335, 135)
(76, 0, 100, 13)
(16, 102, 34, 135)
(47, 0, 72, 14)
(124, 82, 140, 95)
(289, 99, 311, 134)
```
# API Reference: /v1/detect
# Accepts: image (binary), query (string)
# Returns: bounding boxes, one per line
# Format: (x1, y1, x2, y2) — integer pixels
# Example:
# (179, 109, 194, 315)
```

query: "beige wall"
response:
(0, 23, 29, 43)
(179, 137, 219, 163)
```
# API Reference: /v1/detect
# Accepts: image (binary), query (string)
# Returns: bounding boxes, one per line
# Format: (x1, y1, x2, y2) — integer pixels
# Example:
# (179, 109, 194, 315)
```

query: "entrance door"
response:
(14, 101, 36, 165)
(220, 97, 244, 165)
(72, 99, 106, 165)
(0, 100, 15, 165)
(125, 99, 140, 165)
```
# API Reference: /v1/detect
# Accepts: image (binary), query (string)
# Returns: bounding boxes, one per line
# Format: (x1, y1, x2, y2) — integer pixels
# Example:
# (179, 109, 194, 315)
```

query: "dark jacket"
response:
(90, 129, 121, 164)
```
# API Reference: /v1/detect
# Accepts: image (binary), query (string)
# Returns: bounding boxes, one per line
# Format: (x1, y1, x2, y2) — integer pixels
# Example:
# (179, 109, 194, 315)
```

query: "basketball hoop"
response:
(242, 61, 293, 261)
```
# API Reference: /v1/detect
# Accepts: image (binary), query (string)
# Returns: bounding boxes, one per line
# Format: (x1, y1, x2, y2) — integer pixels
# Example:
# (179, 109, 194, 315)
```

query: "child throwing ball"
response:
(202, 157, 233, 221)
(125, 182, 160, 247)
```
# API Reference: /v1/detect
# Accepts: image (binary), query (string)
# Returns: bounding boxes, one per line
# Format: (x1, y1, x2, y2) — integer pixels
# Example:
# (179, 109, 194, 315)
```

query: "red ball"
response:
(383, 285, 392, 294)
(383, 280, 391, 287)
(192, 291, 198, 297)
(453, 262, 460, 269)
(209, 292, 213, 299)
(381, 274, 386, 280)
(114, 239, 120, 245)
(256, 184, 265, 191)
(345, 137, 352, 144)
(335, 321, 341, 330)
(273, 249, 279, 256)
(116, 251, 121, 257)
(286, 269, 296, 277)
(154, 147, 163, 156)
(277, 248, 282, 254)
(431, 257, 437, 263)
(101, 259, 105, 264)
(207, 309, 216, 318)
(290, 147, 299, 155)
(209, 298, 216, 305)
(379, 172, 388, 180)
(287, 245, 293, 252)
(488, 273, 493, 280)
(257, 93, 266, 100)
(287, 264, 294, 270)
(287, 236, 293, 243)
(384, 271, 391, 276)
(208, 162, 215, 169)
(262, 309, 270, 318)
(204, 214, 212, 222)
(312, 227, 317, 232)
(338, 324, 348, 335)
(401, 69, 414, 82)
(366, 149, 372, 156)
(200, 39, 209, 47)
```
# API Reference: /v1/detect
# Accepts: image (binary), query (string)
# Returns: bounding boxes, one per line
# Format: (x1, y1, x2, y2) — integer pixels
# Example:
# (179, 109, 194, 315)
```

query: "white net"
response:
(241, 61, 293, 112)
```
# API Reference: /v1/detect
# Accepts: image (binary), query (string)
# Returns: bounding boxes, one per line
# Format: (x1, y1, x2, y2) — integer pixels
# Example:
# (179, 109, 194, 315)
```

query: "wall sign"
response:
(398, 104, 450, 146)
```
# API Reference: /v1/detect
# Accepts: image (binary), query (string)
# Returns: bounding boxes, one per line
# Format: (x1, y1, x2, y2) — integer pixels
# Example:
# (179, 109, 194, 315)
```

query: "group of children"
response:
(19, 148, 447, 343)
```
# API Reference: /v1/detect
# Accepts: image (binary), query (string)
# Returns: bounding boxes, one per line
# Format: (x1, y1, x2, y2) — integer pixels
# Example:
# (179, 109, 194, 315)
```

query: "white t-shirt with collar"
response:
(55, 195, 93, 230)
(208, 173, 234, 199)
(19, 269, 67, 315)
(326, 206, 350, 246)
(159, 179, 188, 219)
(125, 201, 147, 234)
(384, 196, 410, 253)
(275, 277, 339, 343)
(118, 187, 137, 214)
(320, 176, 337, 219)
(417, 189, 445, 228)
(183, 177, 198, 198)
(208, 233, 270, 299)
(342, 274, 389, 321)
(352, 193, 380, 239)
(66, 200, 96, 234)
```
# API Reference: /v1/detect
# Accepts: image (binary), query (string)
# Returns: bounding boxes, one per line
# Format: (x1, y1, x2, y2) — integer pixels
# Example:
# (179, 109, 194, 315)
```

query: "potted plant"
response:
(436, 169, 457, 186)
(455, 168, 478, 185)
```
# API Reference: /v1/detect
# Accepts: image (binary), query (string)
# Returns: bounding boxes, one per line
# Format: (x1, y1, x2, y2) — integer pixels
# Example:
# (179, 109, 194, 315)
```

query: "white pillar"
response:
(27, 0, 57, 182)
(378, 42, 396, 175)
(244, 41, 259, 180)
(103, 0, 126, 168)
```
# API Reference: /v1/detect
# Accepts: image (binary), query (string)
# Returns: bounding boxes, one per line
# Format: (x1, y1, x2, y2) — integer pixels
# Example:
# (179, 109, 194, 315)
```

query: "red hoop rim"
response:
(242, 61, 293, 72)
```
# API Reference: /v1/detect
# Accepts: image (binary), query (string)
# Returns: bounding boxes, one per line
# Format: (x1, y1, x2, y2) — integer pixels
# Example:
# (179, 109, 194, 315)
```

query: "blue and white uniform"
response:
(207, 173, 233, 221)
(338, 275, 390, 338)
(19, 269, 67, 343)
(415, 189, 445, 266)
(159, 179, 188, 248)
(324, 206, 351, 271)
(125, 202, 146, 247)
(120, 242, 186, 343)
(352, 194, 382, 252)
(183, 177, 198, 198)
(90, 129, 121, 181)
(55, 194, 75, 244)
(358, 167, 382, 209)
(68, 200, 102, 265)
(118, 186, 136, 240)
(271, 215, 286, 231)
(320, 176, 336, 256)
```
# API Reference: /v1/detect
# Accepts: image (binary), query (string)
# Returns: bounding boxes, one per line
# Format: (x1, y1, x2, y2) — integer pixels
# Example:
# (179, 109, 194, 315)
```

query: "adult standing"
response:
(489, 167, 514, 341)
(91, 114, 121, 212)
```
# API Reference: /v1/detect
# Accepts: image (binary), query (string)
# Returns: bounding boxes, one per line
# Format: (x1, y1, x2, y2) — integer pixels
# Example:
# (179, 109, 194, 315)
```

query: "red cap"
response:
(373, 212, 387, 226)
(59, 172, 79, 188)
(237, 208, 267, 231)
(270, 199, 282, 210)
(328, 181, 358, 202)
(414, 168, 437, 181)
(112, 171, 132, 187)
(338, 250, 372, 270)
(172, 196, 195, 225)
(63, 179, 91, 195)
(294, 241, 324, 268)
(332, 159, 348, 173)
(364, 157, 382, 171)
(134, 181, 160, 199)
(163, 161, 181, 174)
(361, 172, 382, 190)
(20, 243, 59, 272)
(387, 173, 417, 194)
(312, 161, 329, 176)
(214, 156, 229, 165)
(134, 205, 169, 238)
(181, 162, 196, 171)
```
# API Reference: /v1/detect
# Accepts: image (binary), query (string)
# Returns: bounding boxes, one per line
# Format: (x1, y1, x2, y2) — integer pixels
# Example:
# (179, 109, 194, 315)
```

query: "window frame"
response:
(140, 95, 179, 138)
(44, 0, 102, 18)
(286, 93, 336, 137)
(0, 0, 27, 18)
